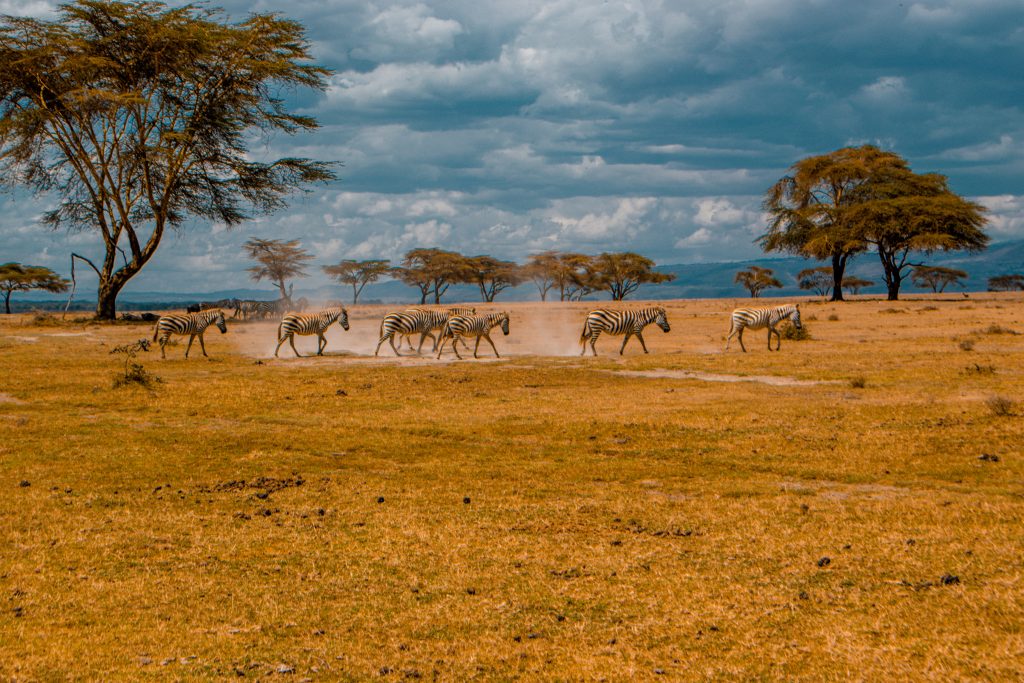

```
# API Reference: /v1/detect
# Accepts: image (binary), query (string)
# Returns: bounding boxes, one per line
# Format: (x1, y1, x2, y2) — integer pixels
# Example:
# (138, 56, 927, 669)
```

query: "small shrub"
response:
(850, 376, 867, 389)
(780, 322, 811, 341)
(879, 308, 907, 314)
(963, 364, 996, 375)
(827, 314, 839, 321)
(111, 339, 162, 389)
(921, 306, 938, 312)
(978, 324, 1018, 336)
(985, 396, 1015, 417)
(805, 314, 818, 321)
(958, 339, 975, 352)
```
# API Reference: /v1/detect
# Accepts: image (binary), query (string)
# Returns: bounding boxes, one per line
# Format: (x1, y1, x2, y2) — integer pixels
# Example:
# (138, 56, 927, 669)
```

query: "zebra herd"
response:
(187, 297, 309, 321)
(153, 302, 803, 359)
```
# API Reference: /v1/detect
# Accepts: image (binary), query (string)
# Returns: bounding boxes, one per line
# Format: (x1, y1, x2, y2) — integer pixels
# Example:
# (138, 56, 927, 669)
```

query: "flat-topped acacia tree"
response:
(0, 1, 335, 319)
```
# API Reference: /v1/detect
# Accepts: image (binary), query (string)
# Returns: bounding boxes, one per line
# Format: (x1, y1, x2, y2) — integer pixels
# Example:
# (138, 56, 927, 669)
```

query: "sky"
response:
(2, 0, 1023, 294)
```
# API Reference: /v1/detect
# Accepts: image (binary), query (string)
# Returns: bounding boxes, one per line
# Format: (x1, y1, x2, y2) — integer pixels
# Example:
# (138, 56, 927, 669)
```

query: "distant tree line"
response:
(240, 242, 675, 304)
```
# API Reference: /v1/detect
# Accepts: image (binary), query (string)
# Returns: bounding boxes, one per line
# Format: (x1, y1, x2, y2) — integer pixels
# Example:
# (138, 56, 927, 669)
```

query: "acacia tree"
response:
(397, 248, 470, 304)
(796, 266, 834, 298)
(762, 146, 908, 301)
(243, 238, 313, 303)
(911, 266, 968, 293)
(843, 277, 875, 295)
(735, 266, 782, 298)
(0, 262, 69, 313)
(988, 274, 1024, 291)
(845, 169, 987, 300)
(591, 252, 675, 301)
(323, 259, 391, 304)
(0, 1, 335, 319)
(467, 255, 522, 302)
(524, 251, 560, 301)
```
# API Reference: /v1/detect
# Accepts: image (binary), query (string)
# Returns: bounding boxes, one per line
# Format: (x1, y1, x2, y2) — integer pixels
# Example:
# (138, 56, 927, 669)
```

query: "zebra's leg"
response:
(374, 334, 389, 357)
(416, 332, 430, 354)
(767, 326, 775, 351)
(738, 328, 747, 353)
(199, 332, 210, 358)
(636, 331, 649, 353)
(389, 333, 402, 356)
(473, 336, 482, 358)
(452, 335, 463, 360)
(436, 335, 447, 359)
(619, 332, 632, 355)
(589, 333, 600, 357)
(159, 336, 167, 359)
(185, 334, 196, 358)
(274, 334, 287, 357)
(290, 334, 301, 357)
(317, 334, 326, 356)
(725, 323, 735, 351)
(484, 333, 500, 358)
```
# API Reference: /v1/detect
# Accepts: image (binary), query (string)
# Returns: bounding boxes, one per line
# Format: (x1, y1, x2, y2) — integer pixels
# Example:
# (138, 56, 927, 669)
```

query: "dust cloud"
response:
(224, 301, 593, 362)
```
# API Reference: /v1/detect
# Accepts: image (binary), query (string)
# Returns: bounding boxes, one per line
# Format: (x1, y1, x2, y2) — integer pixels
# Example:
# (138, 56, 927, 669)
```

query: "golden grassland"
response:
(1, 294, 1022, 680)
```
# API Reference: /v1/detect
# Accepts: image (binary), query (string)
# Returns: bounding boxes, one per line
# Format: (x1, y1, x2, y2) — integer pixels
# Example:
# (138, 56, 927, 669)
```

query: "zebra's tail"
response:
(152, 320, 160, 342)
(579, 318, 591, 346)
(276, 321, 283, 342)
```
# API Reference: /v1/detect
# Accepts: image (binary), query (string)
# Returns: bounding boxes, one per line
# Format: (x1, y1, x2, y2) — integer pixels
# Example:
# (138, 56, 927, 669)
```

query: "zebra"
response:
(274, 307, 349, 357)
(436, 312, 510, 360)
(375, 309, 439, 356)
(235, 299, 288, 320)
(153, 309, 227, 359)
(579, 307, 670, 356)
(397, 306, 476, 352)
(725, 303, 802, 352)
(375, 307, 475, 356)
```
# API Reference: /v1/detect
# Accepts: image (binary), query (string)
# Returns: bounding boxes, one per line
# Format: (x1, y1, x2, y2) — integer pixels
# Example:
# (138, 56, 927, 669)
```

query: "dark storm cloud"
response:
(2, 0, 1022, 292)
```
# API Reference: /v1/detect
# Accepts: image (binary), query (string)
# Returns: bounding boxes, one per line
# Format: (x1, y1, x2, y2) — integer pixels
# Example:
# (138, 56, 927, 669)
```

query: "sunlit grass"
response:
(1, 294, 1022, 679)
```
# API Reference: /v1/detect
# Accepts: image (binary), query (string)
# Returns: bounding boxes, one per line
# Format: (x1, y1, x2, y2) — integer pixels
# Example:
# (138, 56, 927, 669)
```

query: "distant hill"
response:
(12, 239, 1023, 311)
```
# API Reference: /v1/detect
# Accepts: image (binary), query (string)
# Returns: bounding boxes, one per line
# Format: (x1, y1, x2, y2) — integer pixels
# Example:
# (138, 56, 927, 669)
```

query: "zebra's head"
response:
(790, 305, 802, 329)
(655, 307, 670, 333)
(499, 312, 510, 336)
(214, 310, 227, 334)
(338, 308, 350, 331)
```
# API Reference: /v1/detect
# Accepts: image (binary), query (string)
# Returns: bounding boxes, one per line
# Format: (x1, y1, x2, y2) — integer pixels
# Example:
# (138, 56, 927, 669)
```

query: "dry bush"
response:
(958, 339, 976, 352)
(879, 308, 907, 314)
(828, 314, 839, 321)
(805, 314, 818, 321)
(850, 376, 867, 388)
(977, 324, 1018, 335)
(963, 364, 996, 375)
(985, 396, 1015, 417)
(780, 321, 811, 341)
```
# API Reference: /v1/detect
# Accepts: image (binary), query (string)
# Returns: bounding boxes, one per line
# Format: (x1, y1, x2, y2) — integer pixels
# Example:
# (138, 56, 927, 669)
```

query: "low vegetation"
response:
(1, 294, 1022, 679)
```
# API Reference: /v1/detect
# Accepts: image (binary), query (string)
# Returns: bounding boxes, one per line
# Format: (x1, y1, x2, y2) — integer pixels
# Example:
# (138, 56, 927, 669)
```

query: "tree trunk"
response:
(95, 277, 128, 320)
(887, 280, 901, 300)
(3, 291, 11, 314)
(829, 253, 847, 301)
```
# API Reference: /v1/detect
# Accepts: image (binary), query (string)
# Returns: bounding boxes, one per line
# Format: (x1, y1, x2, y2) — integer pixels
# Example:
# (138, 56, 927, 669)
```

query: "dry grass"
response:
(1, 294, 1023, 680)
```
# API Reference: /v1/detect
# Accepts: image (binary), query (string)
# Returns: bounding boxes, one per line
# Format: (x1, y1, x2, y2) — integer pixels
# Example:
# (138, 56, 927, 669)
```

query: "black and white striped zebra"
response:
(153, 309, 227, 359)
(275, 307, 349, 357)
(436, 312, 510, 359)
(397, 306, 476, 351)
(375, 309, 437, 356)
(725, 303, 801, 352)
(579, 307, 670, 356)
(235, 299, 288, 320)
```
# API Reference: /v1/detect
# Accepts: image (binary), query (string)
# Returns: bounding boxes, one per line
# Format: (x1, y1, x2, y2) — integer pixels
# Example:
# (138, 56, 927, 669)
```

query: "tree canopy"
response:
(322, 259, 391, 304)
(761, 145, 909, 300)
(0, 1, 335, 318)
(843, 277, 874, 295)
(844, 168, 987, 299)
(0, 262, 69, 313)
(590, 252, 674, 301)
(735, 266, 782, 298)
(395, 248, 471, 304)
(796, 266, 834, 298)
(243, 238, 313, 302)
(466, 256, 523, 303)
(988, 274, 1024, 292)
(911, 266, 968, 293)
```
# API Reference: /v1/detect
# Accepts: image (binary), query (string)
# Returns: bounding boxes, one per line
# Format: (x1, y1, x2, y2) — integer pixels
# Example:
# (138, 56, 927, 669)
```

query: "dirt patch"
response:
(0, 393, 26, 404)
(608, 369, 839, 387)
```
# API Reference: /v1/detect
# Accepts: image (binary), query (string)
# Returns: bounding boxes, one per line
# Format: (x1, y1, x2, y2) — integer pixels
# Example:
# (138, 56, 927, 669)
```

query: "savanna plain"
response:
(1, 295, 1022, 681)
